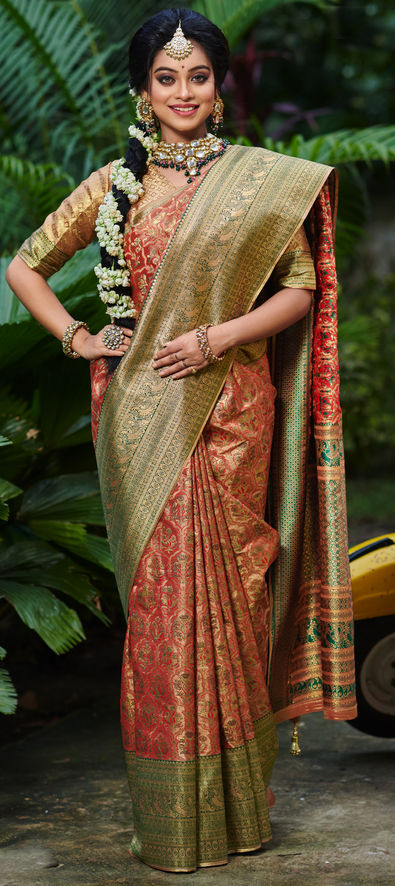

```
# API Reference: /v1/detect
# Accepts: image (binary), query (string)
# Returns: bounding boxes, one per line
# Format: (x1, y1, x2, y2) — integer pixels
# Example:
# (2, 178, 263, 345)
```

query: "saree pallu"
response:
(92, 146, 357, 870)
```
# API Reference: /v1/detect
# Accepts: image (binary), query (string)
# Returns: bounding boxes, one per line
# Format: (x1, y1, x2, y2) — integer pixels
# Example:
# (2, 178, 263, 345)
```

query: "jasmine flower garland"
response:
(94, 124, 157, 320)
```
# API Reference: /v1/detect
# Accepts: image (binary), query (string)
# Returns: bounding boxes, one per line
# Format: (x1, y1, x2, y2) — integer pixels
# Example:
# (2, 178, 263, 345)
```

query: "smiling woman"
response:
(143, 47, 217, 148)
(6, 5, 357, 876)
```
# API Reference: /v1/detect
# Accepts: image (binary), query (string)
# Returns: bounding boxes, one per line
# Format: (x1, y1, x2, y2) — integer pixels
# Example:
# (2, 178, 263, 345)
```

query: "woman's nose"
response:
(176, 79, 193, 100)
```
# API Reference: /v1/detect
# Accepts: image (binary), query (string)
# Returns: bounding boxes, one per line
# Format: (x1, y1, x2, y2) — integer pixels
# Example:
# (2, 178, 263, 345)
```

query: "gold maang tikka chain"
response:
(163, 20, 193, 60)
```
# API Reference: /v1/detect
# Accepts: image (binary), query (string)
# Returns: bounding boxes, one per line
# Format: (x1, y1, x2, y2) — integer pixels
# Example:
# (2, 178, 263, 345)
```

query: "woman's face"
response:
(142, 42, 216, 143)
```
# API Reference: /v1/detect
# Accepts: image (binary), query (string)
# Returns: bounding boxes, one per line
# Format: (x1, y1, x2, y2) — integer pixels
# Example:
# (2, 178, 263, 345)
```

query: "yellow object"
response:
(350, 533, 395, 621)
(290, 718, 301, 755)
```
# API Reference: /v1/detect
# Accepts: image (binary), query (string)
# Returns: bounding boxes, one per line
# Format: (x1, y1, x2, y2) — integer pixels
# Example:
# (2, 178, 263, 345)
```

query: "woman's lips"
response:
(169, 105, 199, 116)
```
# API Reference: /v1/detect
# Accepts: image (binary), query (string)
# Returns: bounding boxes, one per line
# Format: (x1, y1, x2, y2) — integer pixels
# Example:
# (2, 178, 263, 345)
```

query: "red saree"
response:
(91, 173, 281, 868)
(18, 144, 357, 873)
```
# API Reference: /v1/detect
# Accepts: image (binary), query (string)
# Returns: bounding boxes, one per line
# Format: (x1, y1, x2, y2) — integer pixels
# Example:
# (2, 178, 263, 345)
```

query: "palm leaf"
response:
(192, 0, 326, 47)
(0, 541, 109, 622)
(73, 0, 164, 50)
(27, 520, 113, 571)
(0, 648, 17, 714)
(0, 258, 29, 324)
(0, 477, 22, 522)
(0, 580, 85, 653)
(0, 156, 75, 253)
(19, 473, 105, 525)
(264, 125, 395, 166)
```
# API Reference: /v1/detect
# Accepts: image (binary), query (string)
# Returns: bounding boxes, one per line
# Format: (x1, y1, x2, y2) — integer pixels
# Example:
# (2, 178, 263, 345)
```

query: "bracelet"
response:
(62, 320, 90, 359)
(195, 324, 225, 364)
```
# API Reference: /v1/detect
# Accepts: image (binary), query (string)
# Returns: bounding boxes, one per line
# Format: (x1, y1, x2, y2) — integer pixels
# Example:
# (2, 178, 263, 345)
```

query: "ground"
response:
(1, 683, 395, 885)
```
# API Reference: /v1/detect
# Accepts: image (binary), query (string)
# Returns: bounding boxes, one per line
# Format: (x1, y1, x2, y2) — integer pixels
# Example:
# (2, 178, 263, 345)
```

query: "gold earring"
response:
(136, 97, 158, 135)
(210, 97, 224, 133)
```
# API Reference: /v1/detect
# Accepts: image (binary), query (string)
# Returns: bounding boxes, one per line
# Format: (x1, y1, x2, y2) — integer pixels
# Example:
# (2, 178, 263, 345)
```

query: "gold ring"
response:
(191, 367, 197, 374)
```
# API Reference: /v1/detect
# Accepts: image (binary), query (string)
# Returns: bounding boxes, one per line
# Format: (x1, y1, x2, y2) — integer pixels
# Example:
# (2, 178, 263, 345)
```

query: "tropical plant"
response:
(0, 249, 117, 714)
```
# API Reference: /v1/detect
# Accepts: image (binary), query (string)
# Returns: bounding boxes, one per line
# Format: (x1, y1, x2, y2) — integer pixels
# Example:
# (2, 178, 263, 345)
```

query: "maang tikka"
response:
(163, 20, 193, 60)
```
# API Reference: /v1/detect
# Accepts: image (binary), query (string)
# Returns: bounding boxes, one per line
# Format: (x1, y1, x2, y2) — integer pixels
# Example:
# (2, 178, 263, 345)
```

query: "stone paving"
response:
(1, 692, 394, 886)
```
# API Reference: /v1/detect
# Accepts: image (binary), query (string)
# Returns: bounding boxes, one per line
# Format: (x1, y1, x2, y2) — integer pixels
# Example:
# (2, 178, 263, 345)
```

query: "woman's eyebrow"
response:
(153, 65, 211, 73)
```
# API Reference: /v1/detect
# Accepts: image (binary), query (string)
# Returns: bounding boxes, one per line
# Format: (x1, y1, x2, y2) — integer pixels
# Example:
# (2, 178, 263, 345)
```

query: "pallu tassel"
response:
(290, 717, 301, 755)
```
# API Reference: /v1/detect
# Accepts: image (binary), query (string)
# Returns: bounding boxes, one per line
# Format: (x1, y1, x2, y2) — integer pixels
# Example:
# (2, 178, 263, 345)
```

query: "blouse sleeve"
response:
(17, 163, 111, 278)
(272, 224, 316, 291)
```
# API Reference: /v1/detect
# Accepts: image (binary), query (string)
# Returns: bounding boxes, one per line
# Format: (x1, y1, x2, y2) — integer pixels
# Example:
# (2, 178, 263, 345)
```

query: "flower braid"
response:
(95, 122, 155, 371)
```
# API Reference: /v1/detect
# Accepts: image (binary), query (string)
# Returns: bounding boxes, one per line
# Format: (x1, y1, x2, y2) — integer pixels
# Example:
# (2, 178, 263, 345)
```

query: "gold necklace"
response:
(152, 133, 229, 183)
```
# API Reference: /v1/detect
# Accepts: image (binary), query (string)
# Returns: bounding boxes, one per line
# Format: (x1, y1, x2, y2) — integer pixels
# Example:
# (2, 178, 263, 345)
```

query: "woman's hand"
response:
(153, 327, 222, 379)
(72, 324, 133, 360)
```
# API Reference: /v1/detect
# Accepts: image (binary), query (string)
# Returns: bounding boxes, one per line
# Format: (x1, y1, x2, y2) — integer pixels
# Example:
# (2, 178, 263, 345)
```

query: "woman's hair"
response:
(105, 8, 229, 371)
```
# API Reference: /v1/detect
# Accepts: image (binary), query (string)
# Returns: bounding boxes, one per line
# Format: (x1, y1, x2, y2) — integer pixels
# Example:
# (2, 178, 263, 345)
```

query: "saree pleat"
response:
(120, 356, 279, 870)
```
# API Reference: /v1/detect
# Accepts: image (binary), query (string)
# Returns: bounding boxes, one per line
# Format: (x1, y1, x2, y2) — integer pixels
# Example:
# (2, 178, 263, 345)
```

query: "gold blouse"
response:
(18, 162, 316, 291)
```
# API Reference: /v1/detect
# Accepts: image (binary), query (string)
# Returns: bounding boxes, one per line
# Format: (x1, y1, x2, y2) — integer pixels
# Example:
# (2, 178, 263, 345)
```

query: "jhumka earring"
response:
(136, 97, 158, 136)
(210, 97, 224, 134)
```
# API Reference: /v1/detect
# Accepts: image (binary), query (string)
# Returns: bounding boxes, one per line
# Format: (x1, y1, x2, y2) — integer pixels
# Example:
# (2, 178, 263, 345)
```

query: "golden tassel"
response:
(290, 717, 301, 755)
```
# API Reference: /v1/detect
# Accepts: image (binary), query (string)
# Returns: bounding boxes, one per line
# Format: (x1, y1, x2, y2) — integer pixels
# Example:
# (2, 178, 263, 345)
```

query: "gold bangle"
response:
(62, 320, 90, 359)
(195, 324, 224, 363)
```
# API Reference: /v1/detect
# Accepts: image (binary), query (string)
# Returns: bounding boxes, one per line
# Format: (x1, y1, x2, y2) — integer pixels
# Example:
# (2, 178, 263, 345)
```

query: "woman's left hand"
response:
(153, 329, 208, 379)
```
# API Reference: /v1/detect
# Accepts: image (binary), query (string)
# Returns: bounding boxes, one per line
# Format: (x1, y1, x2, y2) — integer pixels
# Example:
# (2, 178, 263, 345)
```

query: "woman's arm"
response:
(6, 256, 132, 360)
(153, 286, 312, 378)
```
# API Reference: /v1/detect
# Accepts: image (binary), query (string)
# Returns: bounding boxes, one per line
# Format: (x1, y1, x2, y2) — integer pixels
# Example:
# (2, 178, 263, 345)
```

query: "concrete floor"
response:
(1, 692, 394, 886)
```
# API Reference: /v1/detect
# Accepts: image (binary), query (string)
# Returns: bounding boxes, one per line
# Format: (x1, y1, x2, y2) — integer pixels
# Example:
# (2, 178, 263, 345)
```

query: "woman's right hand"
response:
(71, 325, 133, 360)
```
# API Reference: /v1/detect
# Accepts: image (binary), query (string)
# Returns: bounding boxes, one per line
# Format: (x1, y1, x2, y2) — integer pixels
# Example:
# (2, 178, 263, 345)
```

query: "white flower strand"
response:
(94, 124, 155, 320)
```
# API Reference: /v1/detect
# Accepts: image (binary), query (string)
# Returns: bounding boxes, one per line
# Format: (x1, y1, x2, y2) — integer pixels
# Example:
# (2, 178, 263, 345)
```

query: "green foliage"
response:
(0, 647, 17, 715)
(192, 0, 326, 47)
(0, 281, 113, 712)
(338, 273, 395, 475)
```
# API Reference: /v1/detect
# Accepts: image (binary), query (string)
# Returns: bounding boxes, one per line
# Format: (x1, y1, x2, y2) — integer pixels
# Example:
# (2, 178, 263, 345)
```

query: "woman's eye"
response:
(192, 74, 208, 83)
(158, 75, 174, 85)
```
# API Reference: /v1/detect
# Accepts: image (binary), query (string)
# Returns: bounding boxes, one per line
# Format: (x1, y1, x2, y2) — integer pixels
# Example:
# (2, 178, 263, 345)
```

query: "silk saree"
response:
(18, 145, 357, 872)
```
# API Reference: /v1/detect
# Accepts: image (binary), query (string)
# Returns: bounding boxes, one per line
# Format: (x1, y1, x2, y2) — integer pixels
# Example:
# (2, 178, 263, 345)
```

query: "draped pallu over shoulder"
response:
(96, 144, 357, 723)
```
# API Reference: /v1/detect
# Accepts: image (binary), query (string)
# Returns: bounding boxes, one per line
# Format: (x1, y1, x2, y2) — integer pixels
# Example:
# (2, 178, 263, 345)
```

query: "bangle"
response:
(195, 324, 225, 364)
(62, 320, 90, 359)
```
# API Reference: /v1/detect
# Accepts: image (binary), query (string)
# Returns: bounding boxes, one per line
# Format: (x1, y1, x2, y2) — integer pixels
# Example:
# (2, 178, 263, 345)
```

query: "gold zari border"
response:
(124, 712, 278, 871)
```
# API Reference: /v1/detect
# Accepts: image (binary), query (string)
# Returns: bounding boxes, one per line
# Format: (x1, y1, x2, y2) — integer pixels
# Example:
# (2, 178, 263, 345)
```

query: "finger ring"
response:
(102, 326, 124, 350)
(191, 367, 197, 375)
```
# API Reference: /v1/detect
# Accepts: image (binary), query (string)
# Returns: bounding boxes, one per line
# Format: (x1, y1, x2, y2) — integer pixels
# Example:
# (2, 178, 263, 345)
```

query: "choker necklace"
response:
(152, 133, 229, 183)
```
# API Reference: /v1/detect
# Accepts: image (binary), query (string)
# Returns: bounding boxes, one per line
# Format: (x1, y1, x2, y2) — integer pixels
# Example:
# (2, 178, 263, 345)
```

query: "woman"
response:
(7, 7, 357, 874)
